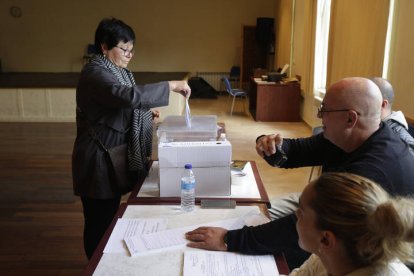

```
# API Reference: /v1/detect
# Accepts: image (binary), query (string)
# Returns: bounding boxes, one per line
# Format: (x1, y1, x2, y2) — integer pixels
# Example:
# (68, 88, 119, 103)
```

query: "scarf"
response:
(90, 55, 152, 175)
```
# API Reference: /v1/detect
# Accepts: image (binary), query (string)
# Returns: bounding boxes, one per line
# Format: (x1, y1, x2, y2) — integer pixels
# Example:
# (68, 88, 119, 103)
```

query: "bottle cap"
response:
(184, 163, 192, 169)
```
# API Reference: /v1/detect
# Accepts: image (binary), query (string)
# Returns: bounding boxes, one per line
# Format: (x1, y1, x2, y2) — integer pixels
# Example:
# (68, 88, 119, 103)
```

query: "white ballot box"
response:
(157, 115, 232, 197)
(158, 140, 232, 196)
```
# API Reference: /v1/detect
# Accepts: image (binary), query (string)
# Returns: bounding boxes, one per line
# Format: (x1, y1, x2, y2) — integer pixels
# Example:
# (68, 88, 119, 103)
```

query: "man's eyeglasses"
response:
(115, 46, 135, 57)
(317, 106, 360, 119)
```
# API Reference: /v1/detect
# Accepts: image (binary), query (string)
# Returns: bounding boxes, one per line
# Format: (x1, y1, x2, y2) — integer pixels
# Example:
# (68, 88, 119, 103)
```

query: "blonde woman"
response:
(293, 172, 414, 275)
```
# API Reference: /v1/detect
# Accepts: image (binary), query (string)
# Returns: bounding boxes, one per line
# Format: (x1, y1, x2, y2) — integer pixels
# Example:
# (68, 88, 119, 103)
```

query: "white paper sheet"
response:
(183, 251, 279, 276)
(103, 218, 168, 254)
(280, 63, 289, 74)
(124, 217, 243, 256)
(124, 212, 269, 256)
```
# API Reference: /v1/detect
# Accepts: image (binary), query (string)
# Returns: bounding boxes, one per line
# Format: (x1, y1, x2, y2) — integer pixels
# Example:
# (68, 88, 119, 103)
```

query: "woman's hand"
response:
(169, 80, 191, 98)
(151, 110, 160, 120)
(185, 227, 228, 251)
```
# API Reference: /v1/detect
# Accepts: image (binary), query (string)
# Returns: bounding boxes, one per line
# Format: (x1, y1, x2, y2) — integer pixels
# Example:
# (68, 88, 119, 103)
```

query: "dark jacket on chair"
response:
(383, 110, 414, 155)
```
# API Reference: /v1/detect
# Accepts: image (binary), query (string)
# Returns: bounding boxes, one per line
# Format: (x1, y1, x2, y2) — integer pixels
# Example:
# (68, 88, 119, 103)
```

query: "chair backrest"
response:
(230, 66, 240, 77)
(222, 76, 232, 93)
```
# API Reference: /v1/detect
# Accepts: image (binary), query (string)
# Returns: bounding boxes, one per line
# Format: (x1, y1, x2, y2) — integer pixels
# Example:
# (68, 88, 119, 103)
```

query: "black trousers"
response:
(81, 196, 121, 259)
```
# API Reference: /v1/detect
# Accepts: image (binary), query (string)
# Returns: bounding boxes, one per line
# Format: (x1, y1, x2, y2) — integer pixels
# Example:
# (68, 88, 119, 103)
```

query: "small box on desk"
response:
(158, 140, 232, 197)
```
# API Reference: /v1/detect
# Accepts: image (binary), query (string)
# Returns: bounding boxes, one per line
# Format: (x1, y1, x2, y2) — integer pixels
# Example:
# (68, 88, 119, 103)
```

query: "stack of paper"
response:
(124, 216, 245, 257)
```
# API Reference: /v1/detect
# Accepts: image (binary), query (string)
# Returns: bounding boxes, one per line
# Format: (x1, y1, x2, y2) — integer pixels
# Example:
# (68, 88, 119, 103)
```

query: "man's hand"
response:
(185, 227, 228, 251)
(256, 134, 283, 157)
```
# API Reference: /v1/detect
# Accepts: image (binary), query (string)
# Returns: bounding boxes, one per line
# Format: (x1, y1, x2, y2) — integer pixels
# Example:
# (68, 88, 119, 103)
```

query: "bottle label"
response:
(181, 180, 195, 190)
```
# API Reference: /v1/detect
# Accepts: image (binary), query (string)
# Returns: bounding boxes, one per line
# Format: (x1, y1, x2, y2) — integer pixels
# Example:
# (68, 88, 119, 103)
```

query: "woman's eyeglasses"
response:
(115, 46, 135, 57)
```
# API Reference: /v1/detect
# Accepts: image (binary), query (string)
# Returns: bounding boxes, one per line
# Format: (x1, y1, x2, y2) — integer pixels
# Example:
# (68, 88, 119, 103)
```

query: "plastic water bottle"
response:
(181, 163, 195, 212)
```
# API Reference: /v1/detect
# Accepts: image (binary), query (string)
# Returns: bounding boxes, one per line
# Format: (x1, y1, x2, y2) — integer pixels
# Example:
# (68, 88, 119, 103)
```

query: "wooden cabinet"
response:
(249, 79, 301, 122)
(240, 26, 267, 90)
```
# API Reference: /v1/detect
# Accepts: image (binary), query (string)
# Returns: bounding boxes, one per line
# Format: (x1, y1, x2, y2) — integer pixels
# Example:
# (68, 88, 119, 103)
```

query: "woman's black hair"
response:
(94, 17, 135, 55)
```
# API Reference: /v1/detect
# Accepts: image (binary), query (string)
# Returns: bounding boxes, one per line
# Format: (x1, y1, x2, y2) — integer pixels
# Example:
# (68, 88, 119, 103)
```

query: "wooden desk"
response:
(127, 160, 270, 208)
(84, 203, 290, 275)
(249, 78, 301, 122)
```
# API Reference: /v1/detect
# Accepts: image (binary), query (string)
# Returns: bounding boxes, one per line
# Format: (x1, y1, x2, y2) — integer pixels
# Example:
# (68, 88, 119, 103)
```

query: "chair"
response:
(219, 66, 241, 92)
(222, 76, 247, 116)
(83, 44, 97, 64)
(229, 66, 241, 88)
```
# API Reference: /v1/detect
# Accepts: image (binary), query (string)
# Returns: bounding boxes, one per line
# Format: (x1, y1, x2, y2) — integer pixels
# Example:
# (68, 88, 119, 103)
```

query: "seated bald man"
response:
(371, 77, 414, 154)
(185, 77, 414, 270)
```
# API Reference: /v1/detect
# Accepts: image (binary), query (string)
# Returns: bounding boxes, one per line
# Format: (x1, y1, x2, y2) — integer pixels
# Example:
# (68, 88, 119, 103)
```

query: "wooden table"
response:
(127, 160, 271, 208)
(249, 78, 301, 122)
(84, 203, 290, 275)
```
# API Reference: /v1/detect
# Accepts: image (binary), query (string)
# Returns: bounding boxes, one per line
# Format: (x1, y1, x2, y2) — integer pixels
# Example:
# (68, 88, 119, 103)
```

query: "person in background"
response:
(292, 173, 414, 275)
(185, 77, 414, 270)
(72, 17, 190, 259)
(371, 77, 414, 153)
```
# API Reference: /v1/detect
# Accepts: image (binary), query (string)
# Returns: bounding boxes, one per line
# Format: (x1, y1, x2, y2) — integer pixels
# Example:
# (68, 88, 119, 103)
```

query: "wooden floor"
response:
(0, 95, 311, 275)
(0, 122, 85, 275)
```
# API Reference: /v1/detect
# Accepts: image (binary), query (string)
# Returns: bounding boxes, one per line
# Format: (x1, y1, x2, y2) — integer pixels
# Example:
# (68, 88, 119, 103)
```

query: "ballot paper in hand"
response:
(185, 98, 192, 128)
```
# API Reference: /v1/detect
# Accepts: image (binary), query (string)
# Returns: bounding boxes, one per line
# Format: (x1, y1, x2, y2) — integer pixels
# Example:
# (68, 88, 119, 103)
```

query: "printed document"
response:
(124, 212, 269, 257)
(103, 218, 167, 254)
(124, 216, 244, 256)
(184, 251, 279, 276)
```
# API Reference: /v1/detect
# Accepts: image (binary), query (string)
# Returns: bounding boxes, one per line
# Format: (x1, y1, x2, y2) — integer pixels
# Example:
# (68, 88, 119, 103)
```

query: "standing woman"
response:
(72, 17, 190, 259)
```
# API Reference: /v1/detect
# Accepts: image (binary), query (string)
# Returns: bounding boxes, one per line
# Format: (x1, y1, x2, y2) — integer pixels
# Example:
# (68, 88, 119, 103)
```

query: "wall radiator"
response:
(196, 72, 229, 91)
